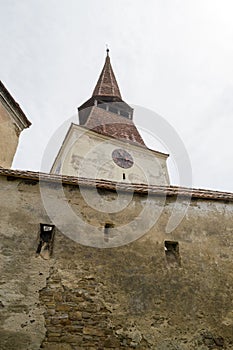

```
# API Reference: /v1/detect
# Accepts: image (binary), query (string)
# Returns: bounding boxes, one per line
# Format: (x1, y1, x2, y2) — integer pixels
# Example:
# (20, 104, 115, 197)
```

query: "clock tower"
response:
(51, 50, 170, 186)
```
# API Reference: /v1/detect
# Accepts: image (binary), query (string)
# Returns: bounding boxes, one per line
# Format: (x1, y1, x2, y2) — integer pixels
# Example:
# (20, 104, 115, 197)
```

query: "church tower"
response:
(51, 51, 170, 185)
(77, 49, 145, 146)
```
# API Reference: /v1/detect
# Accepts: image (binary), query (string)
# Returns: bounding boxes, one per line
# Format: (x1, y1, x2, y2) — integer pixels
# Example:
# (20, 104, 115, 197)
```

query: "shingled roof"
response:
(92, 49, 122, 99)
(78, 51, 148, 147)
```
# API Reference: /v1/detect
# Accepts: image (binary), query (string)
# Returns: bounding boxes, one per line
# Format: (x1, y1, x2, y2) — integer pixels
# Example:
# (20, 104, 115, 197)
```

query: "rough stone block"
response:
(83, 327, 105, 336)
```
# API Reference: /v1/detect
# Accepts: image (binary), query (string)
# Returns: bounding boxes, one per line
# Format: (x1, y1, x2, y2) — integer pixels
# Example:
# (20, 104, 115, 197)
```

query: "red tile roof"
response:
(85, 106, 146, 146)
(1, 168, 233, 202)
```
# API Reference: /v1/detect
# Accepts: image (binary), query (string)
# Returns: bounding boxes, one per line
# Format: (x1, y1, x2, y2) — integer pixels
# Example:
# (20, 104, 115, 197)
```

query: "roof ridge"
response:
(1, 168, 233, 201)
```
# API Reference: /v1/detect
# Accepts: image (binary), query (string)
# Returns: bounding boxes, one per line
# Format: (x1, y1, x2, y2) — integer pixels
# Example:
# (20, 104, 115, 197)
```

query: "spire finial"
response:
(106, 44, 109, 56)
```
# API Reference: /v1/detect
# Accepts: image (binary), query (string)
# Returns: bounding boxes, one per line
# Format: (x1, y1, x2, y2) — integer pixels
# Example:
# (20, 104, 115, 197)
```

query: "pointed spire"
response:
(92, 49, 122, 99)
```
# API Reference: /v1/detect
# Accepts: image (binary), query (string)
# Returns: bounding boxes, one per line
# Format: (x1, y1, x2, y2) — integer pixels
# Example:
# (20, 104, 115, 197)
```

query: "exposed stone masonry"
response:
(40, 268, 147, 350)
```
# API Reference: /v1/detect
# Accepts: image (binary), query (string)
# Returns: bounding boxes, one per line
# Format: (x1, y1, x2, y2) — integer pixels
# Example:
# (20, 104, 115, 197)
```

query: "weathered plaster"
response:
(0, 102, 20, 168)
(0, 176, 233, 349)
(50, 124, 169, 186)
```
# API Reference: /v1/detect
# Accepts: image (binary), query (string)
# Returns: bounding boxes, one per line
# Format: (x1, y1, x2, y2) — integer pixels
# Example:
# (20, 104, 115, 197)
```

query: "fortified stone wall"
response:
(0, 174, 233, 349)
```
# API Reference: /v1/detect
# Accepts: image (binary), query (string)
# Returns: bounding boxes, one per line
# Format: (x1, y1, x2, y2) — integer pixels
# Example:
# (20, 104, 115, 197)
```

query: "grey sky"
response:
(1, 0, 233, 191)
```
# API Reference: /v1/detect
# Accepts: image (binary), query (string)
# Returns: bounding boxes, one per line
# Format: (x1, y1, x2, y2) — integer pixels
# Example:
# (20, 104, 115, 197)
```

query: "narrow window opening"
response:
(36, 224, 55, 259)
(104, 223, 114, 242)
(120, 110, 129, 118)
(123, 173, 126, 180)
(164, 241, 181, 266)
(109, 106, 117, 114)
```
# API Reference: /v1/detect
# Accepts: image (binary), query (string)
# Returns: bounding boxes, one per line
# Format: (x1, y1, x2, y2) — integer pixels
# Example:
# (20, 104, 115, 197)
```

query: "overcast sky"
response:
(1, 0, 233, 192)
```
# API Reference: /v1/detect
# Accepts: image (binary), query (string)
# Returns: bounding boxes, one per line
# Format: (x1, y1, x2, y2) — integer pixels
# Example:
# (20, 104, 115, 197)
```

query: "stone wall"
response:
(0, 174, 233, 349)
(0, 101, 20, 168)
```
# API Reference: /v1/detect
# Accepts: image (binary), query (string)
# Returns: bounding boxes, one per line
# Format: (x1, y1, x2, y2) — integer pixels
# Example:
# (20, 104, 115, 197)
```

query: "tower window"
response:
(120, 110, 129, 118)
(164, 241, 181, 266)
(36, 224, 55, 259)
(123, 173, 126, 180)
(109, 106, 117, 114)
(104, 223, 114, 242)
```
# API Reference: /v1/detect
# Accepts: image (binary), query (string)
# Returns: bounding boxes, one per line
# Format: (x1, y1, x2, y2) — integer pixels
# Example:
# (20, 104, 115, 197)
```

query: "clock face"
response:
(112, 149, 134, 169)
